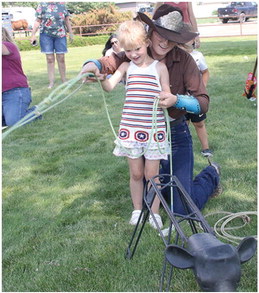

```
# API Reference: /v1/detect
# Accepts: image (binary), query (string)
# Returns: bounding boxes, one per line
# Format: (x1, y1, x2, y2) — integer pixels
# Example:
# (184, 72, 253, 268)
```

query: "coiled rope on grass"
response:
(203, 211, 257, 245)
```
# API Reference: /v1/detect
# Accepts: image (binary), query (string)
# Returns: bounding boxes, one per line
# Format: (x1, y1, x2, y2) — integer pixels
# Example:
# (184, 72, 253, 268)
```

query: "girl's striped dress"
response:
(113, 60, 170, 160)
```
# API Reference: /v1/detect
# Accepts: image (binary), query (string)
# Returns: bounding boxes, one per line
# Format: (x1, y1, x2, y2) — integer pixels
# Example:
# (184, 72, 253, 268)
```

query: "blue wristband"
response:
(174, 94, 201, 114)
(82, 59, 102, 71)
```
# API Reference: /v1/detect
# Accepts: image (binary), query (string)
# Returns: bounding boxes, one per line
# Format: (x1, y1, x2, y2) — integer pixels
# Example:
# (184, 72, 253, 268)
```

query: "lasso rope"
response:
(2, 73, 174, 208)
(2, 73, 93, 140)
(202, 211, 257, 245)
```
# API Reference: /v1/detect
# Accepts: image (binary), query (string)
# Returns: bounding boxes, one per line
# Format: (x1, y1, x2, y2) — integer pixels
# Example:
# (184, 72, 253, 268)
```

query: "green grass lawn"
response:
(2, 36, 257, 292)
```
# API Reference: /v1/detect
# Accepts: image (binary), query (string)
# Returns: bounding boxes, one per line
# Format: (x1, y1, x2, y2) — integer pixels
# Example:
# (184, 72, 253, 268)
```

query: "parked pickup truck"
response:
(218, 2, 257, 23)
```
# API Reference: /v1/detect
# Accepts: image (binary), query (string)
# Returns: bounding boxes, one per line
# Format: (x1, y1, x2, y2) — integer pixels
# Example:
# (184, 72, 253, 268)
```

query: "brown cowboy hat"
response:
(137, 4, 198, 44)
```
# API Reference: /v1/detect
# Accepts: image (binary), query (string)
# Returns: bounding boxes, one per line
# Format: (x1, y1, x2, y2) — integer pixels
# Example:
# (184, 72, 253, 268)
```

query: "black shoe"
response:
(208, 158, 222, 197)
(208, 158, 221, 175)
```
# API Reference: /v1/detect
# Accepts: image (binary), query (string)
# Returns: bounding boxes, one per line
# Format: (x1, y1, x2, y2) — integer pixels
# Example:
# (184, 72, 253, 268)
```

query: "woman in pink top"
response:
(2, 27, 37, 126)
(154, 2, 200, 48)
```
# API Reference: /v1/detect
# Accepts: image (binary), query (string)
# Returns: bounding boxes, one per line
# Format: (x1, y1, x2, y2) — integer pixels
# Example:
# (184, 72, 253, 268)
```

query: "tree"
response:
(2, 2, 38, 8)
(71, 4, 132, 35)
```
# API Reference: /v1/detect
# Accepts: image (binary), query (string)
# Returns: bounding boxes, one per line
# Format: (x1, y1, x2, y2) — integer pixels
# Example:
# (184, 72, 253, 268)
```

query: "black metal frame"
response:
(125, 174, 215, 291)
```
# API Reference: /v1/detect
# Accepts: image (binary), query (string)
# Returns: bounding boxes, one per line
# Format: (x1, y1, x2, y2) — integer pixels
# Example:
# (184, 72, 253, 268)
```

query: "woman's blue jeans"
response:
(2, 87, 36, 126)
(160, 120, 219, 215)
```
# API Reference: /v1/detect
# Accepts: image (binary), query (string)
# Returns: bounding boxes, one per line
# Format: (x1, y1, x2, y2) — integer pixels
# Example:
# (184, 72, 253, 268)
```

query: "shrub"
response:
(15, 39, 39, 51)
(16, 35, 110, 51)
(70, 35, 109, 47)
(71, 4, 132, 35)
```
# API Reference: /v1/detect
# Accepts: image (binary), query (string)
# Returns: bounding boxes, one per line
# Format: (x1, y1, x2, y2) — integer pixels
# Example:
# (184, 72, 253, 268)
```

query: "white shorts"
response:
(113, 140, 169, 160)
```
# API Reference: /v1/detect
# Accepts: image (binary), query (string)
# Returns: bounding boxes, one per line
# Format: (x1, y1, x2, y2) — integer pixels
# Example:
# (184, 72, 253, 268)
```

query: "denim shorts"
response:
(40, 33, 67, 54)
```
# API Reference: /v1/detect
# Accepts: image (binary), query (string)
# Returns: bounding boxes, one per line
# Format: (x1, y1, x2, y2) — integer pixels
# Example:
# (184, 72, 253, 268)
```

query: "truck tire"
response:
(222, 18, 228, 23)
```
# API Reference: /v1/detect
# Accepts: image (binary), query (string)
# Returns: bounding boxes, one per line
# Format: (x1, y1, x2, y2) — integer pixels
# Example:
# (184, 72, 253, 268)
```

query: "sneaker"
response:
(201, 149, 213, 157)
(129, 210, 142, 226)
(48, 83, 54, 89)
(208, 158, 221, 175)
(160, 225, 175, 237)
(149, 214, 163, 230)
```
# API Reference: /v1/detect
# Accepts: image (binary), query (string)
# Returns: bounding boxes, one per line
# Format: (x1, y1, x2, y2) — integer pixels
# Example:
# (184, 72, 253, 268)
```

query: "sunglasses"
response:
(111, 41, 118, 45)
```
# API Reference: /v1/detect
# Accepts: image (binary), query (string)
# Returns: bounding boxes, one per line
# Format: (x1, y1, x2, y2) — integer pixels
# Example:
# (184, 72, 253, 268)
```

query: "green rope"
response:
(2, 73, 93, 140)
(2, 73, 174, 211)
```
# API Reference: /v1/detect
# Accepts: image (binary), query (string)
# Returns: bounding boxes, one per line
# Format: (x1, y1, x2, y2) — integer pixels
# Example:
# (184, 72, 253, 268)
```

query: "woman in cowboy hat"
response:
(79, 4, 221, 223)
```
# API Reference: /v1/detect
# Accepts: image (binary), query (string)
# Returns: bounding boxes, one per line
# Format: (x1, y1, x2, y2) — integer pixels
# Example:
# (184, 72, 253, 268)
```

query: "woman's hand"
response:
(69, 33, 74, 43)
(79, 62, 106, 83)
(113, 42, 122, 54)
(158, 91, 177, 108)
(30, 19, 41, 45)
(30, 35, 37, 45)
(194, 36, 200, 49)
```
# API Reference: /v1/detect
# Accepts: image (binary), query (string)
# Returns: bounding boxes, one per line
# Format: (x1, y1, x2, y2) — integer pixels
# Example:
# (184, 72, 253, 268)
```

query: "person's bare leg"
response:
(145, 159, 160, 214)
(56, 53, 66, 83)
(193, 121, 209, 150)
(46, 53, 55, 88)
(127, 157, 145, 210)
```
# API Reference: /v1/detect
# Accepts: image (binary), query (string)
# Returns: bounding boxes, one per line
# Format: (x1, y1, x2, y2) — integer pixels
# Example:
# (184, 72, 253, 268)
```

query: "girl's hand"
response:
(158, 91, 177, 108)
(79, 62, 106, 83)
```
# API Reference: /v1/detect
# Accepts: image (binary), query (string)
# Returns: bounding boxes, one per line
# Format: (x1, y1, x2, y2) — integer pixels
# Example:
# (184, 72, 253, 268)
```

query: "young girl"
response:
(101, 20, 171, 229)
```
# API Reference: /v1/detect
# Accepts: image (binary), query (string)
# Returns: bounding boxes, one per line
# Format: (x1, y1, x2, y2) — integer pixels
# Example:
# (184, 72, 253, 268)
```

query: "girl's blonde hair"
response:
(2, 27, 15, 44)
(117, 20, 148, 50)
